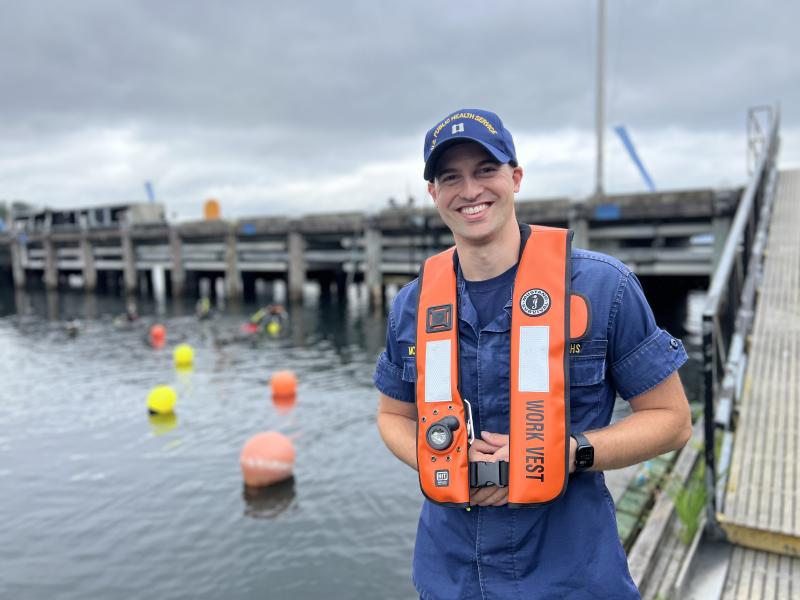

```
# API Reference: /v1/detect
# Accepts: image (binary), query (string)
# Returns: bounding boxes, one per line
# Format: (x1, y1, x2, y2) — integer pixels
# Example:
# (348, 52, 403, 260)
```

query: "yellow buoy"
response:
(147, 385, 177, 415)
(174, 343, 194, 368)
(148, 412, 178, 435)
(266, 320, 281, 336)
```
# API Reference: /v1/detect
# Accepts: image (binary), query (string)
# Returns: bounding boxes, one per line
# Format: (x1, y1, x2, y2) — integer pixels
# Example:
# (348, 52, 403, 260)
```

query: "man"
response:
(374, 108, 692, 599)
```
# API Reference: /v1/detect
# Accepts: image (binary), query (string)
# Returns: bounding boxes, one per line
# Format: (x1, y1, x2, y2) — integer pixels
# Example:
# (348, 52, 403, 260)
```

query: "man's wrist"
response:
(569, 435, 577, 473)
(570, 432, 594, 472)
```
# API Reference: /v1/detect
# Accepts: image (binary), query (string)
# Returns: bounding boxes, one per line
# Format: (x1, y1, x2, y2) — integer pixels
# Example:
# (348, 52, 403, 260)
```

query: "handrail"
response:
(701, 105, 780, 534)
(703, 109, 779, 316)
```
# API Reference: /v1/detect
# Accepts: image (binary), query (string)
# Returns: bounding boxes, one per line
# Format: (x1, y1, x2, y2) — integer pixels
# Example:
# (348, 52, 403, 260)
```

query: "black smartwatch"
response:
(571, 433, 594, 472)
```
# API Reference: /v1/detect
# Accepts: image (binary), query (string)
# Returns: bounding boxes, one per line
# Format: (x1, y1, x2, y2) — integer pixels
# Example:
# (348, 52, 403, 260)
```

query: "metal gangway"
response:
(702, 106, 800, 596)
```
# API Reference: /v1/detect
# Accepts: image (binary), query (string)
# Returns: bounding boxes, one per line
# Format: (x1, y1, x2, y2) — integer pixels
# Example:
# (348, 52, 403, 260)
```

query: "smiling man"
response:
(374, 108, 692, 599)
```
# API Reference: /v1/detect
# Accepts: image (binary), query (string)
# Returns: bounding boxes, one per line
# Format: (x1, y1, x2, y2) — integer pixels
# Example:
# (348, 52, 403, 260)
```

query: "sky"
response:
(2, 1, 799, 221)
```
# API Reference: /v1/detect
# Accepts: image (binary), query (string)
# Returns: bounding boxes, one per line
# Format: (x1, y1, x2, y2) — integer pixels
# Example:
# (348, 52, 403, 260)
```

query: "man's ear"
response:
(428, 181, 437, 203)
(511, 166, 524, 193)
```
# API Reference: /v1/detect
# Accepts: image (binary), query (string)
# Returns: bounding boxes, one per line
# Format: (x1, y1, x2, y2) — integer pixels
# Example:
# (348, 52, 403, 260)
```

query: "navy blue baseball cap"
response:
(423, 108, 517, 181)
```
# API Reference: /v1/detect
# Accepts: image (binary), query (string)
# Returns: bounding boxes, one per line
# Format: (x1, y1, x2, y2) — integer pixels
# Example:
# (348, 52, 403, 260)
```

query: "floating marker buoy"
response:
(242, 478, 296, 519)
(147, 385, 177, 415)
(272, 392, 296, 415)
(240, 431, 296, 487)
(270, 370, 297, 398)
(150, 324, 166, 348)
(148, 412, 178, 435)
(173, 343, 194, 368)
(266, 320, 281, 336)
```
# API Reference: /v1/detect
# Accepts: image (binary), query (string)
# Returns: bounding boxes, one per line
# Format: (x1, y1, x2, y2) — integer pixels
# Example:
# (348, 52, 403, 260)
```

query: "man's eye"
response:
(440, 174, 459, 184)
(478, 166, 498, 176)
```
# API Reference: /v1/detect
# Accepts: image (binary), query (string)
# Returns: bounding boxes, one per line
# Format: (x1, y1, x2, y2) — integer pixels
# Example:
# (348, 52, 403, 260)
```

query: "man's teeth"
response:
(461, 203, 488, 215)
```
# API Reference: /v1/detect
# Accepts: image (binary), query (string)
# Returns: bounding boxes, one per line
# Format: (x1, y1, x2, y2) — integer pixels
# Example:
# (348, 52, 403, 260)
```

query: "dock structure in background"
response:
(0, 188, 740, 305)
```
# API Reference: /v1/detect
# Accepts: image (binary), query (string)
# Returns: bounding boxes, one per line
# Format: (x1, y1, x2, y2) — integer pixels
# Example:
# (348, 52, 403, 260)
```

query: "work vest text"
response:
(525, 400, 545, 482)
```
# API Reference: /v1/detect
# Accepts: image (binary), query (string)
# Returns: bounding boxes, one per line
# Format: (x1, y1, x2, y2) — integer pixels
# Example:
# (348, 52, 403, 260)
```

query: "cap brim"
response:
(424, 137, 512, 181)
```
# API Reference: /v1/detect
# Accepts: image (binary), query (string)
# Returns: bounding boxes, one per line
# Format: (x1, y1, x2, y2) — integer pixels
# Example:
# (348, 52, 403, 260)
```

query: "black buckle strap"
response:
(469, 461, 509, 488)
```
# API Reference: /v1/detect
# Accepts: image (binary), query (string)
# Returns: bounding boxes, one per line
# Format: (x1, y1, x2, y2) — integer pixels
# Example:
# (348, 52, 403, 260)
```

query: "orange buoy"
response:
(270, 370, 297, 399)
(150, 324, 166, 348)
(240, 431, 296, 487)
(272, 392, 297, 415)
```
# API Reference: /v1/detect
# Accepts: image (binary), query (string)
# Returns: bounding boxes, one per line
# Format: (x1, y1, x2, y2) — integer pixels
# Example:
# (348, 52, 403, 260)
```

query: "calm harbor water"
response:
(0, 283, 703, 600)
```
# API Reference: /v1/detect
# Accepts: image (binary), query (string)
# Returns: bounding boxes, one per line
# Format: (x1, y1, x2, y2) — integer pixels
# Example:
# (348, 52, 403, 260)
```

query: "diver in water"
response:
(196, 297, 214, 320)
(247, 304, 288, 334)
(113, 301, 140, 328)
(64, 318, 82, 337)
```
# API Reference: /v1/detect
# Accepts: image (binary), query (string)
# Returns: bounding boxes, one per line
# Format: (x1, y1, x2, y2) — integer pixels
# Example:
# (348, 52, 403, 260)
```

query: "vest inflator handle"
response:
(426, 416, 460, 451)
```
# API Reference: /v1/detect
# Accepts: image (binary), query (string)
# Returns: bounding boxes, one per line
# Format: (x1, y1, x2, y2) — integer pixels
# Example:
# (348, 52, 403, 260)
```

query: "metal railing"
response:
(702, 105, 780, 532)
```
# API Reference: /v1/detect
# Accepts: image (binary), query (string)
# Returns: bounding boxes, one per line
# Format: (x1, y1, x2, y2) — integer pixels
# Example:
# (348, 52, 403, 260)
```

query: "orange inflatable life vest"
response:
(415, 225, 590, 508)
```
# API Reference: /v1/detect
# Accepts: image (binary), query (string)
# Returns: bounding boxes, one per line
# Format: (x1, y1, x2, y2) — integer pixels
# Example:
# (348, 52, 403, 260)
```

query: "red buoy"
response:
(150, 324, 166, 348)
(270, 370, 297, 399)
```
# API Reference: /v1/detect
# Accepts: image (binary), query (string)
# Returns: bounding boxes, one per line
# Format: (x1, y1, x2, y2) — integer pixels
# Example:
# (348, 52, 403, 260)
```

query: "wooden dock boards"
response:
(720, 546, 800, 599)
(721, 169, 800, 559)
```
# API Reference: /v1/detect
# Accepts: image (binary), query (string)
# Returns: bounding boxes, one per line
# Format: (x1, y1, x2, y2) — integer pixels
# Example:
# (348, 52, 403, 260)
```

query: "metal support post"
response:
(169, 228, 185, 297)
(120, 227, 137, 293)
(225, 227, 242, 299)
(10, 238, 26, 288)
(80, 233, 97, 291)
(43, 237, 58, 290)
(288, 228, 306, 304)
(365, 225, 383, 307)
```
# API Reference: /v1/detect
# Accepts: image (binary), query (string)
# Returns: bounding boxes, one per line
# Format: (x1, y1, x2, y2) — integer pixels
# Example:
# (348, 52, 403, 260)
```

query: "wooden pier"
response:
(624, 107, 799, 599)
(718, 169, 800, 595)
(0, 188, 737, 304)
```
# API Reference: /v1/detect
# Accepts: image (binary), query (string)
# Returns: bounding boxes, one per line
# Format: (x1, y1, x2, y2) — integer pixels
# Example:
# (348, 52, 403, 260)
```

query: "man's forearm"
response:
(584, 407, 691, 471)
(377, 412, 418, 470)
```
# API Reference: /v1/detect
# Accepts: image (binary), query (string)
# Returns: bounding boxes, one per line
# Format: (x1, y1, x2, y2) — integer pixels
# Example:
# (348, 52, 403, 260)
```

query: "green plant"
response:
(664, 460, 706, 545)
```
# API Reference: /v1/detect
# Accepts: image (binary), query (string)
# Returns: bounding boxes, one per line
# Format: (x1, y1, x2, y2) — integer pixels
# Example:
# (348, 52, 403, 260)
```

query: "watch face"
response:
(576, 446, 594, 469)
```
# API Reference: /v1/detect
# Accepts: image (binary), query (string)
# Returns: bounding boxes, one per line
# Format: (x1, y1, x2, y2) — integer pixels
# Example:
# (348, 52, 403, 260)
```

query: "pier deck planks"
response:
(720, 169, 800, 575)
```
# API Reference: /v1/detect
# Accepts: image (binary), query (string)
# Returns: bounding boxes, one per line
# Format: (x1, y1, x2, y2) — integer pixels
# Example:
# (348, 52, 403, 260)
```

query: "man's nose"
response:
(460, 176, 484, 201)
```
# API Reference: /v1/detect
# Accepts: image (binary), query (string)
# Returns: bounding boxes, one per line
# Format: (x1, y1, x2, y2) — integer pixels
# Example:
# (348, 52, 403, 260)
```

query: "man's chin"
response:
(454, 225, 498, 246)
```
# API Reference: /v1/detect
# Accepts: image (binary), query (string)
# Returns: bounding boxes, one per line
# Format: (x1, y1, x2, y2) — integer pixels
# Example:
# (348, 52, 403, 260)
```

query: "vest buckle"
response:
(469, 460, 509, 488)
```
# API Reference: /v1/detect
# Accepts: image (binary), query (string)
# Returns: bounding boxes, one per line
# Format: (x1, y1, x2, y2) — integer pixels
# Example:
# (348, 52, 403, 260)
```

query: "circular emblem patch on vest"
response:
(520, 289, 551, 317)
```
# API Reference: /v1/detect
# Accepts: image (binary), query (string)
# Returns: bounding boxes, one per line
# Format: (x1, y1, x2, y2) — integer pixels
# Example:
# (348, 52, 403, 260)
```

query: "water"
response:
(0, 285, 704, 600)
(0, 289, 419, 600)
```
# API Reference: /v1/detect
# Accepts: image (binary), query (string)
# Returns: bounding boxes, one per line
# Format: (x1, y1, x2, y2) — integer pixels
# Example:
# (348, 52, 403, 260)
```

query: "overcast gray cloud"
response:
(2, 1, 799, 219)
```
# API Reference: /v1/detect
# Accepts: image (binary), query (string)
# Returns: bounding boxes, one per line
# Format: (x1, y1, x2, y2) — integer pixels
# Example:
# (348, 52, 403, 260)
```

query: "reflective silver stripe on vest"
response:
(518, 326, 550, 393)
(424, 339, 452, 402)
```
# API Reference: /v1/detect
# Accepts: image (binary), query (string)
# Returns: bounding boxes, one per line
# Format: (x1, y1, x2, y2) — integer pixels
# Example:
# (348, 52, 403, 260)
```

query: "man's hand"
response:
(469, 432, 510, 506)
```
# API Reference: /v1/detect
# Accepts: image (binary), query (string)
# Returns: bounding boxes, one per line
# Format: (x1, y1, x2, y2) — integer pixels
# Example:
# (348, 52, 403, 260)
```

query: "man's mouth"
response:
(459, 203, 490, 216)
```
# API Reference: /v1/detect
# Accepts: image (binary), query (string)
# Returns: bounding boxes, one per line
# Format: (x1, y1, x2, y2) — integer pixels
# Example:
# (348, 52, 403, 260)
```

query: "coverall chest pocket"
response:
(569, 339, 608, 386)
(569, 339, 608, 423)
(402, 357, 417, 383)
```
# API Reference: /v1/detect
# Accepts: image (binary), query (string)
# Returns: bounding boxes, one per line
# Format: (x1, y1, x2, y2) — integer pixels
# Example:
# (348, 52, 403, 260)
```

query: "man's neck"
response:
(455, 223, 521, 281)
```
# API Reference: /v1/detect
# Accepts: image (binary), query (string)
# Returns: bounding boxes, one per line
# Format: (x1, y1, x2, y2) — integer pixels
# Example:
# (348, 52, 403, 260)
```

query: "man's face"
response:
(428, 142, 523, 246)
